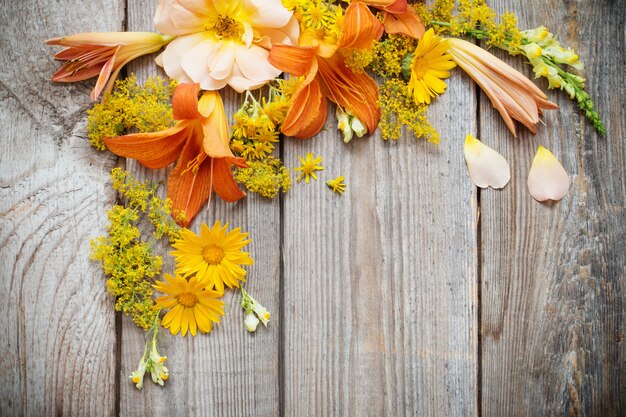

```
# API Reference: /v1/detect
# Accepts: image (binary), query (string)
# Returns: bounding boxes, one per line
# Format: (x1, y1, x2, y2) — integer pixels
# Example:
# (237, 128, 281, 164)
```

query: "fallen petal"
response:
(463, 134, 510, 189)
(527, 146, 570, 201)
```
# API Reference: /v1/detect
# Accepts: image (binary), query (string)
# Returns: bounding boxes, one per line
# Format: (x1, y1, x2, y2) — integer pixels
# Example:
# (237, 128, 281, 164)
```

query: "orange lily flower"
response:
(268, 1, 383, 139)
(361, 0, 425, 39)
(448, 38, 558, 136)
(46, 32, 173, 101)
(103, 83, 246, 226)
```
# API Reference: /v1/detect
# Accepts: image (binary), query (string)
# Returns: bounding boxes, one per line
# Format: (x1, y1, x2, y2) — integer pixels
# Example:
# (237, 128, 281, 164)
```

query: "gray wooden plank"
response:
(0, 0, 124, 415)
(282, 60, 479, 415)
(119, 2, 281, 416)
(480, 1, 626, 416)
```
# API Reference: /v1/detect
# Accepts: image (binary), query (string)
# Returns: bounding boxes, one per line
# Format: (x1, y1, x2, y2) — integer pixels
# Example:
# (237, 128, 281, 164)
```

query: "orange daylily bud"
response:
(448, 38, 558, 136)
(46, 32, 173, 101)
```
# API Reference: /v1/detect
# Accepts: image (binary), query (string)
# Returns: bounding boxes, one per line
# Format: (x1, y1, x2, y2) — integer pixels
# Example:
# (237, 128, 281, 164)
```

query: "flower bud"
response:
(244, 313, 260, 332)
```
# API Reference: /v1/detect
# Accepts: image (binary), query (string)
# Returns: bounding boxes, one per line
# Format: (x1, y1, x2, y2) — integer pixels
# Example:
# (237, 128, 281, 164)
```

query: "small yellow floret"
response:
(326, 176, 347, 195)
(294, 152, 324, 184)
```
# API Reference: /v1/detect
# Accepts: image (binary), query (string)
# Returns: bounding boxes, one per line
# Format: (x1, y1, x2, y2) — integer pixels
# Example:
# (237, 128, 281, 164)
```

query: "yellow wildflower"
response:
(154, 274, 225, 336)
(171, 221, 254, 293)
(326, 176, 347, 194)
(407, 28, 456, 105)
(294, 153, 324, 183)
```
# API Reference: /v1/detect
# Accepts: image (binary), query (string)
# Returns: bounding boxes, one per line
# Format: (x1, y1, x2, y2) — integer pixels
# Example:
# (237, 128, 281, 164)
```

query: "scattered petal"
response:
(527, 146, 570, 201)
(463, 134, 510, 189)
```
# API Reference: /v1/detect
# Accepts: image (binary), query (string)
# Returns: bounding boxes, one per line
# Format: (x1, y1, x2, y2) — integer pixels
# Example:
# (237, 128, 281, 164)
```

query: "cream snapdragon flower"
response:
(154, 0, 299, 92)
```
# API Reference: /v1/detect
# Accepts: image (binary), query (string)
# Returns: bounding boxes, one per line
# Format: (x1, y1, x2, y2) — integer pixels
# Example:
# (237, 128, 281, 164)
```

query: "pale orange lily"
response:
(361, 0, 425, 39)
(447, 38, 558, 136)
(268, 2, 383, 139)
(103, 83, 246, 226)
(46, 32, 173, 101)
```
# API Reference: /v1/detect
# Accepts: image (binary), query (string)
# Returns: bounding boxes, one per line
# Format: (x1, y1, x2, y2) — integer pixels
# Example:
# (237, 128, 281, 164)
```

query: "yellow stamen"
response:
(202, 244, 225, 265)
(177, 292, 198, 307)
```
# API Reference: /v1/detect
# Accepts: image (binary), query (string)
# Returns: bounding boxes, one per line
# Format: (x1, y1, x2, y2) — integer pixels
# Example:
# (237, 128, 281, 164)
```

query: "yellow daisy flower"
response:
(326, 176, 346, 194)
(294, 152, 324, 183)
(154, 274, 224, 336)
(171, 221, 254, 293)
(408, 28, 456, 105)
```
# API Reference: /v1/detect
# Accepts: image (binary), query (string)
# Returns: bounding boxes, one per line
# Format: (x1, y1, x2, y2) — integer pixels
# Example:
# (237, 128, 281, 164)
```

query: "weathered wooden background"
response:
(1, 0, 624, 416)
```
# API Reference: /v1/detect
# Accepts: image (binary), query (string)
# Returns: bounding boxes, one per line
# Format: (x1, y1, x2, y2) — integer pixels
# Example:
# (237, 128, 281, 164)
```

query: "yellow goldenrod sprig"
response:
(87, 75, 176, 150)
(111, 168, 181, 240)
(90, 169, 182, 329)
(130, 314, 169, 390)
(378, 78, 441, 142)
(233, 156, 291, 198)
(240, 287, 270, 333)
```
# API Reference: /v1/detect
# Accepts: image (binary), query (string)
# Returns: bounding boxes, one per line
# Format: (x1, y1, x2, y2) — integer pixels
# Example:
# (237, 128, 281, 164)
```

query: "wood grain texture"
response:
(118, 2, 281, 416)
(480, 1, 626, 416)
(0, 0, 124, 415)
(281, 74, 479, 414)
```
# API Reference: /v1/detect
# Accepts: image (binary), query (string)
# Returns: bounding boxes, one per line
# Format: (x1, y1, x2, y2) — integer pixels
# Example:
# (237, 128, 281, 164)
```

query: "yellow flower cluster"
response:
(90, 205, 161, 330)
(285, 0, 344, 42)
(233, 156, 291, 198)
(90, 169, 181, 329)
(87, 75, 176, 150)
(517, 27, 603, 133)
(230, 84, 291, 161)
(422, 0, 522, 50)
(519, 26, 583, 89)
(111, 168, 182, 240)
(370, 35, 417, 79)
(345, 48, 375, 74)
(378, 78, 441, 143)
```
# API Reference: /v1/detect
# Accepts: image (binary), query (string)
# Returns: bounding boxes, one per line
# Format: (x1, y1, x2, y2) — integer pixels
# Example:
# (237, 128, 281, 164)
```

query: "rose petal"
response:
(527, 146, 570, 201)
(246, 0, 293, 28)
(235, 44, 281, 83)
(463, 134, 510, 189)
(159, 33, 207, 83)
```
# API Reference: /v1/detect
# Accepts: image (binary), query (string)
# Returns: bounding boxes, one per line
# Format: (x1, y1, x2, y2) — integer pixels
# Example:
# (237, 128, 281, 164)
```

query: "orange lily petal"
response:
(339, 2, 384, 50)
(172, 83, 203, 120)
(316, 55, 380, 134)
(366, 0, 407, 13)
(102, 122, 190, 169)
(198, 91, 240, 162)
(268, 44, 317, 76)
(383, 5, 425, 39)
(281, 59, 328, 139)
(167, 132, 212, 227)
(212, 159, 246, 203)
(90, 47, 120, 101)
